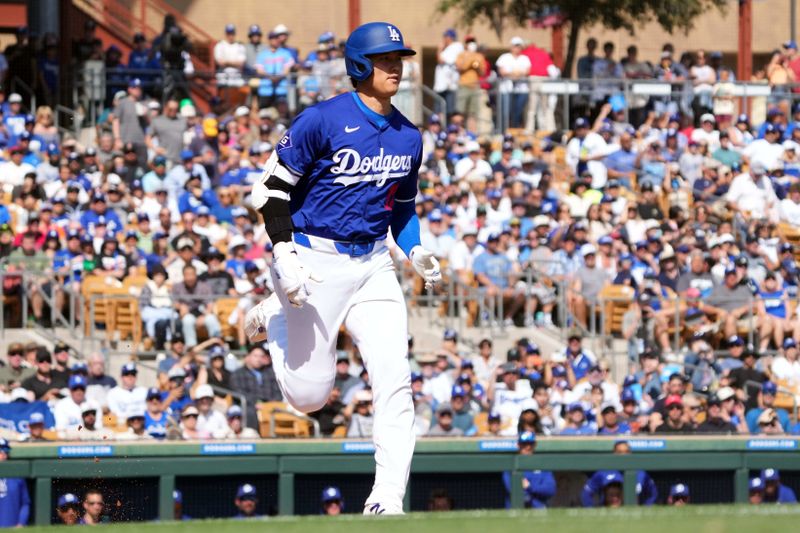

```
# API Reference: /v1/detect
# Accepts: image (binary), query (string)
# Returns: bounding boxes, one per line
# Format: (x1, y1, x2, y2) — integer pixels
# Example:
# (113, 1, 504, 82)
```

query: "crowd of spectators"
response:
(2, 17, 800, 451)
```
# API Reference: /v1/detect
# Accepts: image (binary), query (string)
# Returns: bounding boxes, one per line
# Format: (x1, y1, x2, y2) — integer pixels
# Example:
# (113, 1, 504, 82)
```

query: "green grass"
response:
(24, 506, 800, 533)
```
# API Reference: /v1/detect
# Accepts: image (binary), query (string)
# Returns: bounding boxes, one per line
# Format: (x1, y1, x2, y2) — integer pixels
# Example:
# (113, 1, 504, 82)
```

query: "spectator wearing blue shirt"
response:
(762, 468, 798, 503)
(3, 93, 26, 146)
(746, 382, 791, 434)
(173, 489, 191, 521)
(79, 192, 122, 234)
(0, 439, 29, 527)
(165, 150, 211, 200)
(141, 155, 169, 193)
(472, 233, 525, 326)
(255, 31, 295, 108)
(144, 387, 169, 439)
(502, 432, 556, 508)
(560, 403, 595, 435)
(582, 468, 657, 507)
(160, 366, 193, 414)
(597, 403, 631, 435)
(604, 132, 637, 190)
(177, 172, 220, 214)
(562, 333, 597, 381)
(450, 385, 476, 435)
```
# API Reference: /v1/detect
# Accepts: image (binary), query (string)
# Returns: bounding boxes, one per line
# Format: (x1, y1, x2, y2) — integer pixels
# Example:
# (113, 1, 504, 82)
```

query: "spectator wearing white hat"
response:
(453, 141, 491, 182)
(214, 24, 246, 106)
(194, 384, 228, 438)
(346, 389, 374, 438)
(271, 24, 298, 63)
(726, 162, 779, 221)
(495, 37, 531, 129)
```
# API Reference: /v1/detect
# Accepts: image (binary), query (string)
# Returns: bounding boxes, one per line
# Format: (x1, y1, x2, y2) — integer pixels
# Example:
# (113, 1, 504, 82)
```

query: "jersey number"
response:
(385, 183, 399, 211)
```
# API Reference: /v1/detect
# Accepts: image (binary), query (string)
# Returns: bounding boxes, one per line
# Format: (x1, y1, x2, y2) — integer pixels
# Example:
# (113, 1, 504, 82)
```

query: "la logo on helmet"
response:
(387, 25, 401, 42)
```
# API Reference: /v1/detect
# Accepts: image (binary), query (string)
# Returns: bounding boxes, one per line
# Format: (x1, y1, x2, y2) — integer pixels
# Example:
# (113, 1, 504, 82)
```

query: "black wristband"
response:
(260, 200, 293, 244)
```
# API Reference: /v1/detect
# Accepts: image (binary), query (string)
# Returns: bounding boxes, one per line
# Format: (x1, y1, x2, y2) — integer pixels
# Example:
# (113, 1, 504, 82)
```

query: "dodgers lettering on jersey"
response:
(276, 92, 422, 243)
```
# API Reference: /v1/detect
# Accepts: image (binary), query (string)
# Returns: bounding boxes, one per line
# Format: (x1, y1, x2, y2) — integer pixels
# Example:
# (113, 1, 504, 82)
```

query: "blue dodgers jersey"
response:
(276, 92, 422, 242)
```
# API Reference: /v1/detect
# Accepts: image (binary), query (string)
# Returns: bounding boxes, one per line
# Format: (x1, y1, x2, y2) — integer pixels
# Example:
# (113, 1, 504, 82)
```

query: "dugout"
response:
(3, 437, 800, 524)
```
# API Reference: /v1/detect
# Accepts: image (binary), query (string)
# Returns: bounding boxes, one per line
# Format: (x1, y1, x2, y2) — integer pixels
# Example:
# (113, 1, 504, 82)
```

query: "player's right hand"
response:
(272, 242, 323, 308)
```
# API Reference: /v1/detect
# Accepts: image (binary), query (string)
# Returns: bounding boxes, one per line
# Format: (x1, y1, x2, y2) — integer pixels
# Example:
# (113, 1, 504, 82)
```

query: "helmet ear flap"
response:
(345, 53, 372, 82)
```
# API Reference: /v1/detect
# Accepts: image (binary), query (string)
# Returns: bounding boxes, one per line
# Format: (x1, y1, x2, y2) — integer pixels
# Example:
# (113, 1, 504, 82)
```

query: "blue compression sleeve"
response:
(390, 200, 421, 258)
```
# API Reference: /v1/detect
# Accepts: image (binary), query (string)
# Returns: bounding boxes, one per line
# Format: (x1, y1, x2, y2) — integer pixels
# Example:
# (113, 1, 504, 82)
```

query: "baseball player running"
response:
(246, 22, 441, 515)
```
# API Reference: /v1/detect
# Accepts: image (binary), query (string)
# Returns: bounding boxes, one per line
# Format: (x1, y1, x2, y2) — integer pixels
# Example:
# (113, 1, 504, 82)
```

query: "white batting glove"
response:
(410, 246, 442, 290)
(272, 242, 323, 308)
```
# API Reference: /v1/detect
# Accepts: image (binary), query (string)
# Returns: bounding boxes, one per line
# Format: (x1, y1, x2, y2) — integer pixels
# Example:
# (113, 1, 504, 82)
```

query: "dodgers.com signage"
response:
(479, 440, 518, 452)
(58, 445, 114, 457)
(342, 442, 375, 454)
(200, 443, 256, 455)
(627, 440, 666, 451)
(747, 439, 798, 450)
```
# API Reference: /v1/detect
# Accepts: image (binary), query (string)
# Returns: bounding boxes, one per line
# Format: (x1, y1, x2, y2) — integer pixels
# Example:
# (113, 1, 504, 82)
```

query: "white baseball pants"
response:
(266, 238, 415, 508)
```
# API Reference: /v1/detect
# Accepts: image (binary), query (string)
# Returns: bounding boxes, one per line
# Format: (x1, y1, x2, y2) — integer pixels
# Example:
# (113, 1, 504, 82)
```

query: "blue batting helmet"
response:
(344, 22, 415, 82)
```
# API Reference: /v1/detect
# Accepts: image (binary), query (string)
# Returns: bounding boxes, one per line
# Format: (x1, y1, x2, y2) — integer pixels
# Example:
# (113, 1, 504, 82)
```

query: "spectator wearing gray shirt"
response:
(171, 264, 221, 348)
(112, 78, 148, 167)
(147, 98, 187, 165)
(427, 402, 464, 437)
(569, 244, 610, 330)
(705, 265, 760, 339)
(244, 25, 266, 74)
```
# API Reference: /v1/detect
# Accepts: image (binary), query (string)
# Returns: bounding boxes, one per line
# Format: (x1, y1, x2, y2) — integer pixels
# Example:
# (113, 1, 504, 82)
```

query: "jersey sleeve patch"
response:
(277, 132, 292, 152)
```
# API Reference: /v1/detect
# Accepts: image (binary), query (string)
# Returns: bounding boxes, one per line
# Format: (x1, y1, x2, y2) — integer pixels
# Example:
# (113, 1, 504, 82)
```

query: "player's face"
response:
(367, 51, 403, 97)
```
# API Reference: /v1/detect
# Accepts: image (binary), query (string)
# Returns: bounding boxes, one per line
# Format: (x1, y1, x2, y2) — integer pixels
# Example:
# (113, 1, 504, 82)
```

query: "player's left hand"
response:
(410, 246, 442, 291)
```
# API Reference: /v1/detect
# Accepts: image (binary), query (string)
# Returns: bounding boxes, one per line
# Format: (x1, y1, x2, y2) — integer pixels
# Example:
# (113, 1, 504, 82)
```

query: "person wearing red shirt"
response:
(523, 43, 555, 131)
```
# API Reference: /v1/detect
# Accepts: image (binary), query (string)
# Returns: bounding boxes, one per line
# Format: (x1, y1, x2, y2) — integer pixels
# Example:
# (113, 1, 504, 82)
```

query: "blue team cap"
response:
(136, 213, 149, 223)
(785, 40, 798, 50)
(236, 483, 257, 499)
(248, 24, 262, 36)
(429, 113, 441, 124)
(92, 192, 106, 203)
(173, 490, 183, 504)
(574, 117, 589, 129)
(602, 471, 624, 487)
(763, 381, 778, 395)
(80, 234, 93, 245)
(66, 180, 81, 190)
(318, 31, 335, 43)
(428, 209, 443, 222)
(71, 361, 88, 373)
(487, 188, 502, 200)
(443, 328, 458, 341)
(153, 155, 167, 166)
(765, 123, 779, 133)
(635, 240, 648, 250)
(784, 338, 798, 350)
(621, 388, 636, 403)
(146, 387, 161, 401)
(225, 23, 236, 34)
(19, 131, 30, 141)
(487, 232, 501, 242)
(443, 28, 457, 39)
(618, 254, 633, 264)
(209, 345, 226, 359)
(670, 483, 689, 498)
(24, 114, 35, 124)
(321, 486, 342, 503)
(457, 373, 471, 384)
(58, 493, 79, 508)
(728, 335, 746, 347)
(46, 142, 60, 155)
(196, 205, 210, 216)
(53, 196, 65, 204)
(232, 206, 248, 217)
(518, 431, 536, 444)
(180, 149, 195, 160)
(410, 372, 423, 383)
(451, 385, 466, 398)
(600, 194, 615, 204)
(244, 261, 259, 273)
(461, 360, 474, 369)
(121, 362, 138, 376)
(567, 402, 584, 413)
(124, 230, 139, 241)
(737, 114, 749, 124)
(128, 78, 142, 88)
(153, 231, 168, 240)
(749, 477, 765, 492)
(29, 412, 45, 425)
(598, 235, 613, 246)
(488, 412, 501, 422)
(724, 264, 737, 276)
(68, 374, 87, 390)
(762, 468, 780, 482)
(227, 405, 243, 418)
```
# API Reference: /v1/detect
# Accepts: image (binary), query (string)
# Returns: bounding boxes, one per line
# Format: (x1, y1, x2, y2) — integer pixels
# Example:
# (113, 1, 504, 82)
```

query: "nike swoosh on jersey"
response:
(344, 125, 361, 133)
